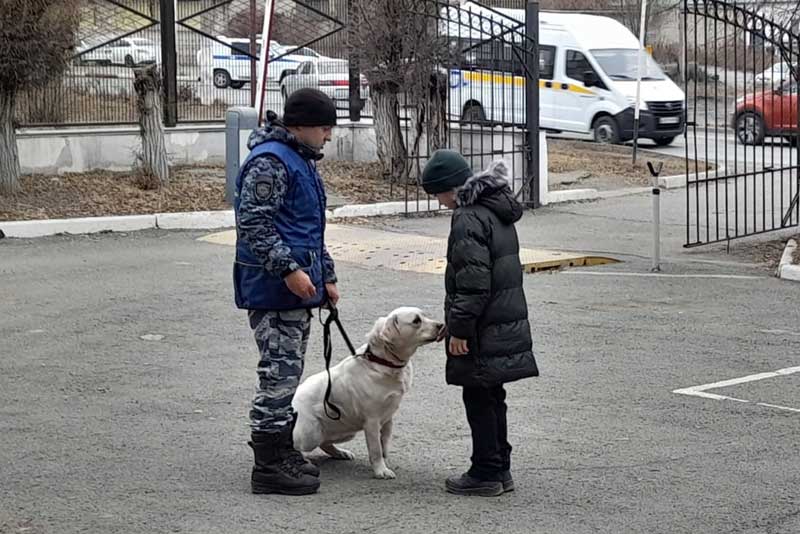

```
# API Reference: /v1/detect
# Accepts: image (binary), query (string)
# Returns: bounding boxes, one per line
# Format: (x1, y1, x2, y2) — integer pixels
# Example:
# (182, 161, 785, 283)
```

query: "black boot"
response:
(284, 416, 320, 478)
(249, 432, 320, 495)
(445, 473, 504, 497)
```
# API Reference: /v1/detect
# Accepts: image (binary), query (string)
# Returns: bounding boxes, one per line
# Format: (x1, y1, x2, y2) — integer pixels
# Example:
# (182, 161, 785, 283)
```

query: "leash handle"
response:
(321, 305, 356, 421)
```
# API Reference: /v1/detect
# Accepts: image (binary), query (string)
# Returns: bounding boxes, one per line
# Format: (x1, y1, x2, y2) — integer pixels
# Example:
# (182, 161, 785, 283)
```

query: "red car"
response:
(734, 82, 798, 145)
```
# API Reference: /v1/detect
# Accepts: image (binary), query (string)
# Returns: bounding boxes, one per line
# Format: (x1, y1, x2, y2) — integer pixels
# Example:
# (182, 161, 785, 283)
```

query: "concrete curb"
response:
(1, 215, 156, 239)
(156, 211, 235, 230)
(658, 167, 727, 190)
(777, 239, 800, 282)
(545, 188, 600, 203)
(330, 200, 443, 218)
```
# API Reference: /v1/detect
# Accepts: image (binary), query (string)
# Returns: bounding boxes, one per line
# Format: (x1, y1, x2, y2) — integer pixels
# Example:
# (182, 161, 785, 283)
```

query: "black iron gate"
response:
(396, 0, 540, 212)
(684, 0, 800, 247)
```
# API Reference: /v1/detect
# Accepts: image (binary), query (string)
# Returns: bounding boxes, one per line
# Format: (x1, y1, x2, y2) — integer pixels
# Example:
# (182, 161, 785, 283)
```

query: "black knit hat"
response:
(283, 88, 338, 127)
(421, 150, 473, 195)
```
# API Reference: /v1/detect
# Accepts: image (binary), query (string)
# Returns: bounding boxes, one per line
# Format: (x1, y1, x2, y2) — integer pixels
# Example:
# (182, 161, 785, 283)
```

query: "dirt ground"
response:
(722, 234, 800, 269)
(0, 162, 404, 221)
(548, 139, 707, 191)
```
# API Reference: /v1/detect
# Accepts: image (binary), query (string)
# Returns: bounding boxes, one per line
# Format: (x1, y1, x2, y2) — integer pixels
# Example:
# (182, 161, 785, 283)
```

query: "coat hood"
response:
(456, 160, 523, 224)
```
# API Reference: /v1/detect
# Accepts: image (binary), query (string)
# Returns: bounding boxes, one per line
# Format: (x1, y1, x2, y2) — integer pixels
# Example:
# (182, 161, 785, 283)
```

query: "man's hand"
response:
(325, 283, 340, 307)
(285, 270, 317, 300)
(449, 337, 469, 356)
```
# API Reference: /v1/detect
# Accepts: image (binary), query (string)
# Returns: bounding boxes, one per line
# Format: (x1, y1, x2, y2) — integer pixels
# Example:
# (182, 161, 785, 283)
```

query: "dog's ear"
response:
(380, 314, 400, 341)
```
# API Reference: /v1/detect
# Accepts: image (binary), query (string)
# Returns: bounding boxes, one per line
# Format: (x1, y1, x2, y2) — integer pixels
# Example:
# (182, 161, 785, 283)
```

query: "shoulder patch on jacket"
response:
(254, 178, 274, 202)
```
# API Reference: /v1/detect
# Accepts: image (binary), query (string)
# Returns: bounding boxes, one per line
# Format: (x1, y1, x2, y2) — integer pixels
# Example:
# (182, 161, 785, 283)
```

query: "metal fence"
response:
(391, 0, 540, 211)
(16, 0, 528, 128)
(684, 0, 800, 247)
(16, 0, 353, 127)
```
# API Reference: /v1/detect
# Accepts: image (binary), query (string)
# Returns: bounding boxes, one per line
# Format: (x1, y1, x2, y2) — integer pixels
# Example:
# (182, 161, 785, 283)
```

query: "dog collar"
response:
(363, 348, 406, 369)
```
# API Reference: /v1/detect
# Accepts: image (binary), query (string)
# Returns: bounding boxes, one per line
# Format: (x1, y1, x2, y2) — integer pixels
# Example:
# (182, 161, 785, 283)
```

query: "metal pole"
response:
(249, 0, 258, 107)
(347, 0, 361, 122)
(525, 0, 540, 208)
(632, 0, 647, 165)
(256, 0, 276, 124)
(647, 161, 663, 271)
(159, 0, 178, 127)
(652, 185, 661, 270)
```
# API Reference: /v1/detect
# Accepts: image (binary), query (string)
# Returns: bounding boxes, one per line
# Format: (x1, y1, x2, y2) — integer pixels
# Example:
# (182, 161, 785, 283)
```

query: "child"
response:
(422, 150, 539, 497)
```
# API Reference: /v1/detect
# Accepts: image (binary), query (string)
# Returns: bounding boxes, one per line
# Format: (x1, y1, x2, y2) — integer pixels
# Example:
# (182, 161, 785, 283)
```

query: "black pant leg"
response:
(491, 385, 512, 472)
(462, 386, 504, 481)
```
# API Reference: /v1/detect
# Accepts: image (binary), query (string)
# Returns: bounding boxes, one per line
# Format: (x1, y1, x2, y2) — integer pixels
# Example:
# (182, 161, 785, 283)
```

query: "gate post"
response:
(347, 0, 362, 122)
(525, 0, 540, 208)
(159, 0, 178, 127)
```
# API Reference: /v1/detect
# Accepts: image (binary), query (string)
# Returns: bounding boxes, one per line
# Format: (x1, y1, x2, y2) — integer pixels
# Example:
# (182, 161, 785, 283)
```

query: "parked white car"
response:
(280, 59, 368, 108)
(78, 38, 158, 67)
(197, 38, 323, 89)
(755, 62, 796, 86)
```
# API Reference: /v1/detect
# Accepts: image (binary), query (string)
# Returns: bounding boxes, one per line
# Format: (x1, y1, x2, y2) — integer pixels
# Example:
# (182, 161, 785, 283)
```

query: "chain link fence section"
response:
(16, 0, 161, 126)
(177, 0, 352, 122)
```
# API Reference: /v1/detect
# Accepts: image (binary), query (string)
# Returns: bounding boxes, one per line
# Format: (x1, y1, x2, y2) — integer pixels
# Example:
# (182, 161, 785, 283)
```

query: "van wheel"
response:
(124, 55, 135, 68)
(593, 116, 620, 144)
(654, 136, 676, 147)
(230, 81, 246, 89)
(461, 103, 487, 124)
(213, 69, 231, 89)
(736, 112, 765, 145)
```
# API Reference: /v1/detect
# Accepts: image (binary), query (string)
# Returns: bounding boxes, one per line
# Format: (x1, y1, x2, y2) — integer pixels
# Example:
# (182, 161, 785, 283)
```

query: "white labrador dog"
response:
(292, 307, 443, 479)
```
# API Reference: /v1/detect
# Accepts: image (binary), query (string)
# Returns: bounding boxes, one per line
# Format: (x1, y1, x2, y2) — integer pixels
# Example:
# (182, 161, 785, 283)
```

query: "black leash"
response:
(321, 305, 357, 420)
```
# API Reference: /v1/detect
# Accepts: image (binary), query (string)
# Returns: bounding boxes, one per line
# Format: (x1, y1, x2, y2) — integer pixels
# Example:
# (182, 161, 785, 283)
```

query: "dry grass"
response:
(318, 160, 407, 204)
(547, 139, 705, 190)
(0, 140, 707, 221)
(0, 166, 227, 221)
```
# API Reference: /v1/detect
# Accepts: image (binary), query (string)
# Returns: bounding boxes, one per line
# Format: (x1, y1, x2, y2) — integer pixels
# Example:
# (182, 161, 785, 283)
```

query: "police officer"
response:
(234, 89, 339, 495)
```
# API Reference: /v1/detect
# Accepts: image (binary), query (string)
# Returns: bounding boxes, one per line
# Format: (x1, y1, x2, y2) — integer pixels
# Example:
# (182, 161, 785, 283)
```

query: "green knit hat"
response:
(421, 150, 472, 195)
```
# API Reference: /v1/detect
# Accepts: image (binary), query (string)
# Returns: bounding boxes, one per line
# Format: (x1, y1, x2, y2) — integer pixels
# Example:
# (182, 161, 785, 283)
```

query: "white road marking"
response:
(564, 271, 764, 280)
(673, 366, 800, 413)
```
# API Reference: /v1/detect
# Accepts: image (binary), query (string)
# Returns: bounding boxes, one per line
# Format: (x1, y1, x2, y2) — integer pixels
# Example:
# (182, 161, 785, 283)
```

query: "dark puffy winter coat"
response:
(444, 160, 539, 387)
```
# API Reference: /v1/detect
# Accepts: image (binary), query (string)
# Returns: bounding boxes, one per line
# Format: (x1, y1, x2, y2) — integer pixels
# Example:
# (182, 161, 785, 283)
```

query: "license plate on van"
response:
(659, 116, 680, 125)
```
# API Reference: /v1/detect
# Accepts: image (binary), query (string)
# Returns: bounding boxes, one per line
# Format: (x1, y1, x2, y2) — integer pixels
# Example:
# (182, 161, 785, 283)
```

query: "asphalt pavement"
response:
(1, 224, 799, 534)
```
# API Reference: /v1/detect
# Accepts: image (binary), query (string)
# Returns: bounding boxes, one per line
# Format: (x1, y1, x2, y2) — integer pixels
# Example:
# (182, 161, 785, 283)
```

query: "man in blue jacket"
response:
(234, 89, 339, 495)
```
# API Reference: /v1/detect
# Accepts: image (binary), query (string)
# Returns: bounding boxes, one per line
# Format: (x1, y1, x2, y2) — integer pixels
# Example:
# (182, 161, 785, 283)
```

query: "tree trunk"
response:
(371, 85, 407, 183)
(0, 89, 21, 196)
(133, 65, 170, 188)
(428, 72, 449, 152)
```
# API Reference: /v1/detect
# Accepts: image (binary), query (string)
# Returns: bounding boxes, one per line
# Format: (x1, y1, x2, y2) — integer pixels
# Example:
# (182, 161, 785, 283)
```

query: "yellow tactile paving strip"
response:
(199, 225, 618, 274)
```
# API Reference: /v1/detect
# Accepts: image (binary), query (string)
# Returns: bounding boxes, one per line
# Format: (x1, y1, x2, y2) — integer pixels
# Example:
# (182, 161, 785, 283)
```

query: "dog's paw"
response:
(332, 448, 355, 460)
(373, 466, 396, 480)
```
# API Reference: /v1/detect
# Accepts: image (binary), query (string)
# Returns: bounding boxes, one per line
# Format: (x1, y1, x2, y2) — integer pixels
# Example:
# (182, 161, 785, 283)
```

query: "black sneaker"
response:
(501, 470, 514, 493)
(445, 473, 504, 497)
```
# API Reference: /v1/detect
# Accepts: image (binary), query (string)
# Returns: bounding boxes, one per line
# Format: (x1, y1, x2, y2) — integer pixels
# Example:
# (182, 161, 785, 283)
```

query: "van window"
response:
(566, 51, 591, 80)
(539, 45, 555, 80)
(566, 50, 605, 88)
(591, 49, 666, 81)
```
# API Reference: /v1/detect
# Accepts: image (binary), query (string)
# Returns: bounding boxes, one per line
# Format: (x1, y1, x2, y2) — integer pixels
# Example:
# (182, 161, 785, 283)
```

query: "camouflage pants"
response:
(248, 309, 311, 434)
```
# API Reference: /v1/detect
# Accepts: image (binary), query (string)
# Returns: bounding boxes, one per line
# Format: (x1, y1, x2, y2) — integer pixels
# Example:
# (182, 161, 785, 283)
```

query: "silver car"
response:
(280, 59, 368, 109)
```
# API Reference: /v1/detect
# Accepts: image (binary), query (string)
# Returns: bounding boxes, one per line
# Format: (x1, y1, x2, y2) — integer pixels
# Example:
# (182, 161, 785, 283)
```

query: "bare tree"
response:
(350, 0, 452, 183)
(0, 0, 79, 195)
(133, 65, 170, 188)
